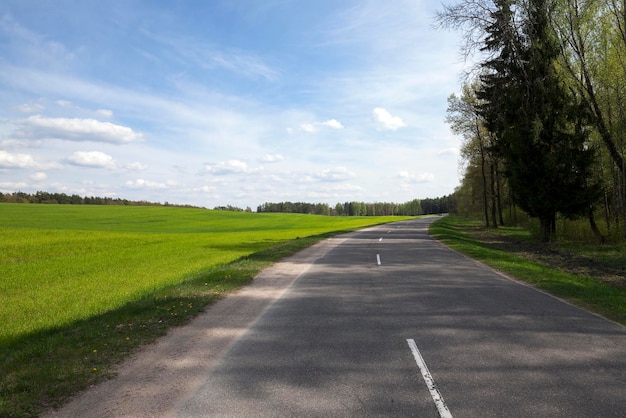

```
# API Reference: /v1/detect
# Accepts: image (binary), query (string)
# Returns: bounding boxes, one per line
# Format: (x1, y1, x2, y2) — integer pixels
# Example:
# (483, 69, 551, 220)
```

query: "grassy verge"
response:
(430, 216, 626, 325)
(0, 230, 359, 418)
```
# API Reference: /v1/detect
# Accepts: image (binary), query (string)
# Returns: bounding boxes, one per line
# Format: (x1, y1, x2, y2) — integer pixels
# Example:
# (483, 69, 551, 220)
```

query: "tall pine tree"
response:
(477, 0, 600, 241)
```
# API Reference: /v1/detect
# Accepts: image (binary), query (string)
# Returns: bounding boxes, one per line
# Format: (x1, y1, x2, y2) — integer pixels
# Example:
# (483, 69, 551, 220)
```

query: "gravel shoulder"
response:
(43, 236, 348, 418)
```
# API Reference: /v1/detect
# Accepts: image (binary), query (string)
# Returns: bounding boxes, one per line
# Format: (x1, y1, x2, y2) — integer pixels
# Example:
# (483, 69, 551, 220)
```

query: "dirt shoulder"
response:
(42, 236, 348, 418)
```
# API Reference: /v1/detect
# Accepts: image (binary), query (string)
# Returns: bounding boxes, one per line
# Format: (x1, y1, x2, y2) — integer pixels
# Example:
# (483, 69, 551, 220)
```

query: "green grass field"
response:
(0, 204, 407, 346)
(1, 203, 411, 417)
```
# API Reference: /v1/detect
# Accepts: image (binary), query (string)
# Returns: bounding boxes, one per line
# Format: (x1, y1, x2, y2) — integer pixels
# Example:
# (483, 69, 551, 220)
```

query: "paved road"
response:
(173, 217, 626, 417)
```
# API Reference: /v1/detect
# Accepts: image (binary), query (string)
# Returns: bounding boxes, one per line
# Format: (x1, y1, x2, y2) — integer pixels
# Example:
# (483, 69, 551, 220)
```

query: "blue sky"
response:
(0, 0, 466, 209)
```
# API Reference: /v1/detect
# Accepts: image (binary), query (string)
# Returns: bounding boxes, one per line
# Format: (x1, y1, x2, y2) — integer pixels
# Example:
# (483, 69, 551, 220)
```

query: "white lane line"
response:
(379, 237, 383, 242)
(407, 339, 453, 418)
(376, 254, 381, 265)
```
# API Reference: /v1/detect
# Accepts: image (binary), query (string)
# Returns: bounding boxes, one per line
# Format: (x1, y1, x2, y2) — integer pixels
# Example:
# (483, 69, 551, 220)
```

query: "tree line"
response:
(0, 191, 198, 208)
(257, 196, 454, 216)
(438, 0, 626, 242)
(1, 190, 454, 216)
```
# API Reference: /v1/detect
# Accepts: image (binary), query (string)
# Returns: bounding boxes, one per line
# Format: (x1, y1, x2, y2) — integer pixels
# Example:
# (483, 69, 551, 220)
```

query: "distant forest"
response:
(257, 196, 454, 216)
(0, 191, 198, 208)
(0, 191, 454, 216)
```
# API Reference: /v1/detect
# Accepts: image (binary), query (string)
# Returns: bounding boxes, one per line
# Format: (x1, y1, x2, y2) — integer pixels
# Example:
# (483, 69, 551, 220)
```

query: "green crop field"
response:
(0, 203, 407, 346)
(1, 203, 412, 417)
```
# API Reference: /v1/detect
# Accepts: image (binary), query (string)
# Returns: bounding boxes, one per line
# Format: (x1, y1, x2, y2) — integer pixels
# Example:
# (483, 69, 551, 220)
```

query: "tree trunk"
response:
(568, 5, 626, 173)
(490, 163, 498, 228)
(588, 207, 605, 243)
(584, 72, 626, 174)
(604, 188, 612, 234)
(495, 162, 505, 226)
(477, 124, 490, 227)
(539, 213, 556, 242)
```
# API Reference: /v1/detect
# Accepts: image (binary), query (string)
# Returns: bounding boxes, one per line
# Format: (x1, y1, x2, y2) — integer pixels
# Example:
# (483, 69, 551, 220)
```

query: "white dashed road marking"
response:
(407, 339, 453, 418)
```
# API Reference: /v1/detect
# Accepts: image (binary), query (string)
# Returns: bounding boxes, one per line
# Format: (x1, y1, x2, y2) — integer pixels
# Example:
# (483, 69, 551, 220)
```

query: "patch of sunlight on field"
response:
(0, 204, 409, 343)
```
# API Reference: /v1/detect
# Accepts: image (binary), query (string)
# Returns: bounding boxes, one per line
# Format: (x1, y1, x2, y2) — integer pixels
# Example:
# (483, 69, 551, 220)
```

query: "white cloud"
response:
(307, 182, 365, 195)
(259, 154, 284, 163)
(397, 171, 435, 183)
(0, 139, 32, 149)
(438, 147, 459, 157)
(55, 100, 113, 118)
(0, 150, 37, 168)
(322, 119, 344, 129)
(300, 123, 317, 133)
(0, 181, 30, 191)
(203, 160, 257, 175)
(30, 172, 47, 181)
(95, 109, 114, 118)
(372, 107, 406, 131)
(124, 162, 148, 171)
(314, 166, 356, 182)
(17, 115, 145, 144)
(125, 179, 177, 189)
(322, 183, 365, 193)
(17, 103, 44, 113)
(195, 185, 218, 193)
(294, 182, 366, 201)
(66, 151, 116, 169)
(299, 119, 344, 133)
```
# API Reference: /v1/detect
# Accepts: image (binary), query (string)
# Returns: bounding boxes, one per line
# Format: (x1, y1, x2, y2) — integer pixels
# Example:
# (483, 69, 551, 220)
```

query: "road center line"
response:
(376, 254, 381, 265)
(407, 339, 453, 418)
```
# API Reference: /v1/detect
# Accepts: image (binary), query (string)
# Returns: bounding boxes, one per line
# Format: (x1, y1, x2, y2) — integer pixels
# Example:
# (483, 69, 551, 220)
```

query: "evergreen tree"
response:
(477, 0, 600, 241)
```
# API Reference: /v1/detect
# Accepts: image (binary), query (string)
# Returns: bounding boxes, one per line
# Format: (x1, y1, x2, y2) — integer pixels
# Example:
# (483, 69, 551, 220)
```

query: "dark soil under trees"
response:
(470, 228, 626, 290)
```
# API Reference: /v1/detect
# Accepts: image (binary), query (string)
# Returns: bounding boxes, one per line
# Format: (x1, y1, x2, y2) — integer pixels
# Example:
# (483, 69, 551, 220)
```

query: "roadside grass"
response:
(430, 216, 626, 325)
(0, 204, 412, 417)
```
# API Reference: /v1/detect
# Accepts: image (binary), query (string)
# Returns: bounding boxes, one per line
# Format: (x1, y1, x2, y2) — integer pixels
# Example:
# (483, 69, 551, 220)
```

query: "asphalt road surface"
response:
(48, 216, 626, 417)
(175, 216, 626, 417)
